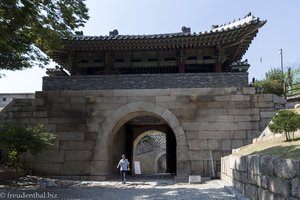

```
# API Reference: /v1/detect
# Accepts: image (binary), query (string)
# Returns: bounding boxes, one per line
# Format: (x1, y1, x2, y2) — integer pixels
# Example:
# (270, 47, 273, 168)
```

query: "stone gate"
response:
(0, 13, 286, 180)
(0, 87, 285, 180)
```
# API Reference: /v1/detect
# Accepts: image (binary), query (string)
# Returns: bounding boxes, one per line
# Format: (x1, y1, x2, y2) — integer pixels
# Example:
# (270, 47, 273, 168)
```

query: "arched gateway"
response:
(91, 102, 190, 179)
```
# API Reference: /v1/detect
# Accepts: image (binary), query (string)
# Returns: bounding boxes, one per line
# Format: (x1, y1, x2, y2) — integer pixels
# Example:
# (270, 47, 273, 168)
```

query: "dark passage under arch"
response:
(112, 115, 177, 176)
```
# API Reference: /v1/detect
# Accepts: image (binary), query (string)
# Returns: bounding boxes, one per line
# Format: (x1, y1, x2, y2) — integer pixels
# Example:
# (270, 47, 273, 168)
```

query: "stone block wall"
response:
(43, 73, 248, 90)
(0, 93, 34, 111)
(135, 151, 166, 174)
(221, 154, 300, 199)
(0, 87, 285, 179)
(253, 106, 299, 144)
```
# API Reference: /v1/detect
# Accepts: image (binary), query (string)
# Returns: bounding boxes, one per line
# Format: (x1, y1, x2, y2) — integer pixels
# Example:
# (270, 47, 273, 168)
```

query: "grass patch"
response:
(234, 137, 300, 160)
(234, 108, 300, 160)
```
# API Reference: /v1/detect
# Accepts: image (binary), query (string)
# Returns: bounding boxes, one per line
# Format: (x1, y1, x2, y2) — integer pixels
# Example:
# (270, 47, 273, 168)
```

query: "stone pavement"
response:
(0, 178, 237, 200)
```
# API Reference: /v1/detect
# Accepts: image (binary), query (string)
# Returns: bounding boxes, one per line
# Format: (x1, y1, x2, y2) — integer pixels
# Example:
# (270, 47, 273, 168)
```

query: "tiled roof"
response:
(69, 13, 265, 41)
(211, 13, 260, 32)
(71, 32, 206, 41)
(51, 13, 266, 70)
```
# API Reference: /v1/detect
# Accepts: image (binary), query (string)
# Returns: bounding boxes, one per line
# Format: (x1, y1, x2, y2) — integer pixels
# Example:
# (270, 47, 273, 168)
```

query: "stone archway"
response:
(132, 130, 166, 174)
(91, 102, 190, 178)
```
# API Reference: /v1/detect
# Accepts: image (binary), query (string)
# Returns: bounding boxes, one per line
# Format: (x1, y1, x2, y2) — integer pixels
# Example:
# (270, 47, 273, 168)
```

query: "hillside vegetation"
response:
(234, 108, 300, 160)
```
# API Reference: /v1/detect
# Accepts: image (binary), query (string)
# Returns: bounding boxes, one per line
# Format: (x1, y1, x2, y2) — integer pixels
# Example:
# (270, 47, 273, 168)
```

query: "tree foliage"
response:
(268, 110, 300, 142)
(287, 68, 300, 97)
(286, 67, 293, 87)
(265, 68, 284, 81)
(0, 0, 89, 71)
(0, 123, 55, 178)
(254, 68, 285, 96)
(254, 79, 283, 96)
(254, 67, 300, 97)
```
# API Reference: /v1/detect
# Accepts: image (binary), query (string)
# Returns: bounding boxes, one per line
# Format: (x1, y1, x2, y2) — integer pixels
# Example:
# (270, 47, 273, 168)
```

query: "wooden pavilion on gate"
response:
(50, 13, 266, 76)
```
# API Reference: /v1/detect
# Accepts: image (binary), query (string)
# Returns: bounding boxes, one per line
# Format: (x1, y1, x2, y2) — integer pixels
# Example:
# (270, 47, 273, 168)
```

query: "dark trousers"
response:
(120, 170, 127, 182)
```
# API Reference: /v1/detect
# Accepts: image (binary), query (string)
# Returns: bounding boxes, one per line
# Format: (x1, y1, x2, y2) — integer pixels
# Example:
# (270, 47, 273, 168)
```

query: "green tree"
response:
(295, 84, 300, 94)
(0, 123, 55, 179)
(254, 67, 288, 96)
(265, 68, 284, 81)
(288, 68, 300, 97)
(286, 67, 293, 87)
(268, 110, 300, 142)
(254, 79, 283, 96)
(0, 0, 89, 73)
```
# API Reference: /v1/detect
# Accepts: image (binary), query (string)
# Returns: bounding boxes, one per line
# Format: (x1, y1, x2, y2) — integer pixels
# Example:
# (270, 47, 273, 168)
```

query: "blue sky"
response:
(1, 0, 300, 92)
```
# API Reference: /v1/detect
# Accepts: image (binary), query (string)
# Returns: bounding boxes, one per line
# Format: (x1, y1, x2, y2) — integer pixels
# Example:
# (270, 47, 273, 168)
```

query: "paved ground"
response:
(0, 178, 236, 200)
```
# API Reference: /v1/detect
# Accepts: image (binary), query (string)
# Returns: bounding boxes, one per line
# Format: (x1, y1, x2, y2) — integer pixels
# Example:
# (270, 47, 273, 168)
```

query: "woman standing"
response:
(116, 154, 130, 184)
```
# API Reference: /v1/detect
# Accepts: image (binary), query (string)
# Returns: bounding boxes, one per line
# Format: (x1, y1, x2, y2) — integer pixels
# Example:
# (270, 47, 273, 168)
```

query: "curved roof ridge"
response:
(71, 31, 185, 38)
(71, 13, 265, 40)
(211, 13, 260, 32)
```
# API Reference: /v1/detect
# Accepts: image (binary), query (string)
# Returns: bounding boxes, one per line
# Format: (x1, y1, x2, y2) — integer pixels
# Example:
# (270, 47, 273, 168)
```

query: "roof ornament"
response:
(211, 25, 219, 29)
(109, 29, 119, 37)
(75, 31, 83, 36)
(182, 26, 191, 34)
(46, 66, 69, 76)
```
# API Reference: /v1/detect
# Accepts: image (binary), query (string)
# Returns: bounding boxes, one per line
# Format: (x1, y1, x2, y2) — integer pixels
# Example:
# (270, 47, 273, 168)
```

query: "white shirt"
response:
(118, 159, 130, 171)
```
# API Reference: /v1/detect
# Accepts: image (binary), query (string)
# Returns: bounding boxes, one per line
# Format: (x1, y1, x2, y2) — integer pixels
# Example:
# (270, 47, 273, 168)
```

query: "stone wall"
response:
(286, 98, 300, 109)
(221, 154, 300, 199)
(135, 151, 166, 174)
(0, 87, 285, 180)
(0, 93, 34, 111)
(252, 107, 298, 144)
(42, 73, 248, 90)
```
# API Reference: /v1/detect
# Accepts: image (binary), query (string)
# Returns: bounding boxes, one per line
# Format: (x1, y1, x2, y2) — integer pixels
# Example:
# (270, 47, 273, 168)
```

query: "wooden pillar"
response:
(69, 51, 78, 75)
(215, 47, 224, 73)
(177, 49, 186, 73)
(179, 58, 185, 73)
(70, 63, 77, 75)
(105, 51, 114, 74)
(215, 62, 222, 73)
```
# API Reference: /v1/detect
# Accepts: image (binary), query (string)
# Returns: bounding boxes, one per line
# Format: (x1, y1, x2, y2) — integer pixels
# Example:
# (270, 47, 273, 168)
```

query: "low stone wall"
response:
(221, 154, 300, 199)
(42, 73, 248, 90)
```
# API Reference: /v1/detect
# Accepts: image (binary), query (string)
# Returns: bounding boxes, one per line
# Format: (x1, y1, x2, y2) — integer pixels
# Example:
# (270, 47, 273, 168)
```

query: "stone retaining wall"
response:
(252, 108, 300, 144)
(43, 73, 248, 90)
(221, 154, 300, 199)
